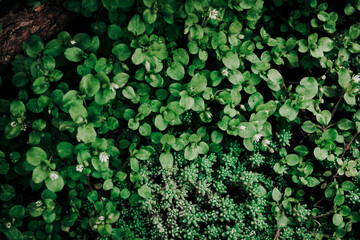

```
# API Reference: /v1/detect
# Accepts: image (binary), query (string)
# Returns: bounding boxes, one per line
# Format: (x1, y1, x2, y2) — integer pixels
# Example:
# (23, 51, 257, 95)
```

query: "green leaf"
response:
(135, 148, 152, 160)
(12, 72, 29, 88)
(32, 166, 49, 184)
(184, 145, 198, 160)
(211, 130, 223, 144)
(272, 187, 282, 202)
(10, 100, 26, 117)
(222, 52, 240, 70)
(334, 194, 345, 206)
(318, 37, 334, 52)
(294, 145, 309, 157)
(128, 14, 146, 36)
(333, 214, 343, 226)
(301, 121, 317, 133)
(45, 172, 65, 192)
(154, 115, 168, 131)
(238, 122, 256, 138)
(188, 73, 207, 95)
(139, 123, 152, 136)
(307, 177, 320, 187)
(143, 8, 157, 24)
(69, 103, 88, 123)
(77, 124, 97, 143)
(338, 68, 351, 89)
(341, 181, 355, 191)
(277, 214, 288, 228)
(26, 147, 47, 166)
(132, 48, 144, 65)
(296, 77, 318, 100)
(79, 74, 100, 97)
(138, 185, 152, 199)
(122, 86, 136, 99)
(112, 44, 131, 61)
(148, 42, 168, 60)
(64, 47, 83, 62)
(120, 188, 131, 199)
(314, 147, 327, 160)
(286, 154, 301, 166)
(103, 179, 114, 191)
(32, 77, 50, 94)
(279, 100, 298, 121)
(248, 92, 263, 110)
(56, 142, 74, 158)
(274, 163, 285, 174)
(159, 152, 173, 169)
(130, 157, 139, 171)
(113, 73, 130, 88)
(167, 61, 185, 80)
(9, 205, 26, 219)
(0, 184, 16, 201)
(344, 3, 355, 16)
(267, 69, 284, 92)
(318, 11, 330, 21)
(316, 110, 331, 125)
(340, 205, 352, 216)
(349, 24, 360, 40)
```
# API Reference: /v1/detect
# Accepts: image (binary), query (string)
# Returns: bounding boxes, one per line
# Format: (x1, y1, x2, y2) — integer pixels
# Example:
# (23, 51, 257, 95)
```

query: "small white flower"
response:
(10, 122, 17, 127)
(99, 152, 109, 163)
(50, 172, 59, 181)
(321, 75, 326, 80)
(209, 9, 219, 20)
(222, 68, 229, 77)
(76, 164, 84, 172)
(70, 40, 76, 45)
(110, 83, 120, 93)
(265, 110, 270, 114)
(21, 124, 27, 131)
(100, 197, 106, 202)
(206, 112, 212, 119)
(240, 105, 246, 111)
(262, 139, 271, 146)
(5, 222, 11, 229)
(98, 216, 105, 221)
(35, 200, 42, 207)
(353, 75, 360, 83)
(253, 133, 262, 142)
(240, 125, 246, 131)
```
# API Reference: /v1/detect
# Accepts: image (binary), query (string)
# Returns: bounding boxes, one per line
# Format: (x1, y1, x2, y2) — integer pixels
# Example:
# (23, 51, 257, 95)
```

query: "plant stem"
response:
(312, 196, 325, 208)
(87, 175, 93, 191)
(341, 131, 360, 159)
(310, 210, 334, 219)
(331, 93, 344, 119)
(273, 228, 281, 240)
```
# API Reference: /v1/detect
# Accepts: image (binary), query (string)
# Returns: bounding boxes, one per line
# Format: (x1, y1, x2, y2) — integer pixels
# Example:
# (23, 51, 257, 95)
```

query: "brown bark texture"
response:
(0, 2, 73, 67)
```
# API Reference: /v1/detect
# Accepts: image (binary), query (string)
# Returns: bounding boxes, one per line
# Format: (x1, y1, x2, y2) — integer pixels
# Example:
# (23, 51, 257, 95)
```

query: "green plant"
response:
(1, 0, 360, 239)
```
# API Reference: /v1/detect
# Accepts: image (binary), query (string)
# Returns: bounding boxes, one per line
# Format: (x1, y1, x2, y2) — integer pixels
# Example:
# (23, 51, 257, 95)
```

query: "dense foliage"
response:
(1, 0, 360, 239)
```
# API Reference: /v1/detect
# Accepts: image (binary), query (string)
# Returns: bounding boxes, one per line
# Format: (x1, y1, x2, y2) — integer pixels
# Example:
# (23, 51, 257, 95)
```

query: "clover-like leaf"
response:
(159, 152, 174, 169)
(64, 47, 83, 62)
(223, 52, 240, 70)
(167, 61, 185, 80)
(26, 147, 47, 166)
(112, 44, 131, 61)
(44, 172, 64, 193)
(138, 185, 152, 199)
(128, 14, 146, 36)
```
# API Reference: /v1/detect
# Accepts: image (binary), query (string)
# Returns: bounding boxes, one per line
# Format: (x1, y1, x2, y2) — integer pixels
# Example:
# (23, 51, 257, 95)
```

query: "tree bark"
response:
(0, 2, 74, 67)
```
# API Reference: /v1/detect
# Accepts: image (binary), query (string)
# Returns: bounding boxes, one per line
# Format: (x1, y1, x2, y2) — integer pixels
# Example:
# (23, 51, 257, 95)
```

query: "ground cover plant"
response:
(1, 0, 360, 239)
